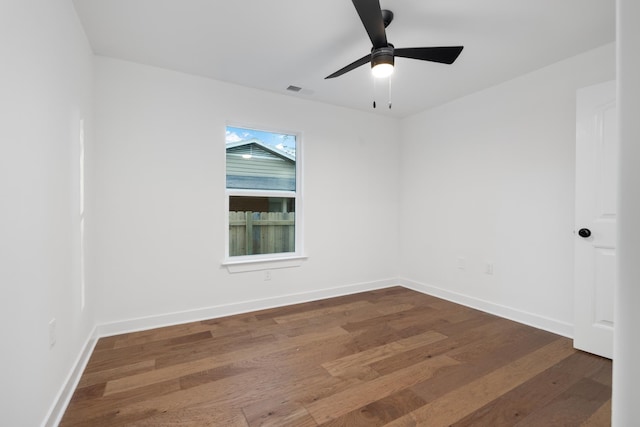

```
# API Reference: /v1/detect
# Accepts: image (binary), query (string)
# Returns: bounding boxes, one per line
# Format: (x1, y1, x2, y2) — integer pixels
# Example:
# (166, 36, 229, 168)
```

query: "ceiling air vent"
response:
(286, 85, 302, 92)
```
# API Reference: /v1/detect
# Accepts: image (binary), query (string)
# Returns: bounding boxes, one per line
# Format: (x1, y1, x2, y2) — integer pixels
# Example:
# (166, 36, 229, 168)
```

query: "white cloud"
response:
(225, 131, 242, 143)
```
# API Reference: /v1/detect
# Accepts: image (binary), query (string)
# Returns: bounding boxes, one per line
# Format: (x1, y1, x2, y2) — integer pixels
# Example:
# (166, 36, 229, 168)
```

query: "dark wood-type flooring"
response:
(60, 287, 611, 426)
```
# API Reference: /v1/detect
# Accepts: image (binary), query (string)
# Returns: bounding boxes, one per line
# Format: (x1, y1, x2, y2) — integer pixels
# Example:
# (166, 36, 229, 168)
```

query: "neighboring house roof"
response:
(225, 139, 295, 162)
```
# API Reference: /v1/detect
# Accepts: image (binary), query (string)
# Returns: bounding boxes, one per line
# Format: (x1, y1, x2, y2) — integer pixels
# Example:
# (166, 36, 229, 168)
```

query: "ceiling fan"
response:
(326, 0, 464, 80)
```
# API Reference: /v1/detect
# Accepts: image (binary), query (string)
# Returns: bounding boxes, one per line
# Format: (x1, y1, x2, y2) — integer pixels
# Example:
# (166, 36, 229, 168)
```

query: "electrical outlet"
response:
(457, 257, 466, 271)
(264, 270, 271, 281)
(49, 318, 56, 349)
(485, 262, 494, 275)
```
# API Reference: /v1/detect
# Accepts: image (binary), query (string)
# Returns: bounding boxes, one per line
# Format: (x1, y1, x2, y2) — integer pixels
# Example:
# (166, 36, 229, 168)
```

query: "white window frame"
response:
(223, 123, 305, 272)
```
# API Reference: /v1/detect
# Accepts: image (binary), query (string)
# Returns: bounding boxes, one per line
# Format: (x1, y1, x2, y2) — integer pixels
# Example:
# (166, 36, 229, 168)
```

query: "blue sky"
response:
(226, 126, 296, 154)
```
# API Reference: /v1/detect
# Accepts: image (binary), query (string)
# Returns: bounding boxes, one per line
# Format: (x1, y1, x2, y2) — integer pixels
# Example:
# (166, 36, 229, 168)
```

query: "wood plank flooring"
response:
(60, 287, 612, 426)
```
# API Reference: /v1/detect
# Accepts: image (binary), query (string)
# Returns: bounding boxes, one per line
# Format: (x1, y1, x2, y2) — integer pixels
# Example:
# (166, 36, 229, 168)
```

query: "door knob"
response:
(578, 228, 591, 238)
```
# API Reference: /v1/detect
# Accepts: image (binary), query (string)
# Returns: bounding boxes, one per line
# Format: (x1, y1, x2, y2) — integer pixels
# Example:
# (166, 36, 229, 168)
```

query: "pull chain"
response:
(372, 75, 392, 109)
(373, 75, 377, 108)
(388, 75, 392, 109)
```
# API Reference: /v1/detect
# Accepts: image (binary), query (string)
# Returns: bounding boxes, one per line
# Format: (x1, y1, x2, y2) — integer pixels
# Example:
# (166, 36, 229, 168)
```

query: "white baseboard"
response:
(44, 326, 98, 427)
(398, 278, 573, 338)
(96, 278, 398, 337)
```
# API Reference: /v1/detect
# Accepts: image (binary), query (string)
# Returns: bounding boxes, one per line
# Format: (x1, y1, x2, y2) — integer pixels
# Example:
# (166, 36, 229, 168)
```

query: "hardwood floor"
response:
(60, 287, 611, 426)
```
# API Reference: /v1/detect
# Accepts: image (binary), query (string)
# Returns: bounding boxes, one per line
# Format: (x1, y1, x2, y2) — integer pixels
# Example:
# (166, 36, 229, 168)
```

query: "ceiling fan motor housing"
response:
(371, 45, 395, 69)
(324, 1, 463, 80)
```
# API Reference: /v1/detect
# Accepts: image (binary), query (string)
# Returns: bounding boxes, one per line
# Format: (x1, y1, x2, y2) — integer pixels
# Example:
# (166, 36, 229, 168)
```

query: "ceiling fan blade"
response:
(352, 0, 387, 48)
(394, 46, 464, 64)
(325, 53, 371, 79)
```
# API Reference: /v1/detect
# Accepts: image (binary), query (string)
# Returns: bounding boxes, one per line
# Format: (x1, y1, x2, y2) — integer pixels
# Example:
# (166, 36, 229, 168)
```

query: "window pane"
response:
(229, 196, 295, 256)
(226, 126, 296, 191)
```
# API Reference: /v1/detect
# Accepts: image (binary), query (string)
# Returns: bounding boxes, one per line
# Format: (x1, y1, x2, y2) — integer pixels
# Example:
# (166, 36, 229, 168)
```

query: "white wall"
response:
(613, 0, 640, 423)
(399, 44, 615, 335)
(91, 57, 400, 327)
(0, 2, 622, 422)
(0, 1, 94, 426)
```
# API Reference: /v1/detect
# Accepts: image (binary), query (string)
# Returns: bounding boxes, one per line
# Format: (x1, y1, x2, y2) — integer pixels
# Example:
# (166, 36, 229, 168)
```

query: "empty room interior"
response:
(2, 0, 639, 426)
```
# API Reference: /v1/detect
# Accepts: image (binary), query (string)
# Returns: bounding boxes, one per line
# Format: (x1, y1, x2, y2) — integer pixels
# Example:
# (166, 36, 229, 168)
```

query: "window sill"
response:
(223, 255, 307, 273)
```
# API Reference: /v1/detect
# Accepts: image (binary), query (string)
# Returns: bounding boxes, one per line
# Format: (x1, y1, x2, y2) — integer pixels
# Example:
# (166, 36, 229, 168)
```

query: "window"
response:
(225, 125, 302, 264)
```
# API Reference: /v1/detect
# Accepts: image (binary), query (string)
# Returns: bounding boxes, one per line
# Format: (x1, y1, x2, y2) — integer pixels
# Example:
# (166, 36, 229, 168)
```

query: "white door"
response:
(573, 80, 617, 359)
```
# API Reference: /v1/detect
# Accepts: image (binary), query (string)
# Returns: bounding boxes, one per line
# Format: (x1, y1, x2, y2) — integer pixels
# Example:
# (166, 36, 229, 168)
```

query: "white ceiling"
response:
(72, 0, 615, 118)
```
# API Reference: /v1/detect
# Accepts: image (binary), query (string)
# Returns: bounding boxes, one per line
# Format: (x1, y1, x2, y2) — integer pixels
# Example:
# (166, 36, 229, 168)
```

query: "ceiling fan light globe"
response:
(372, 62, 394, 78)
(371, 45, 395, 78)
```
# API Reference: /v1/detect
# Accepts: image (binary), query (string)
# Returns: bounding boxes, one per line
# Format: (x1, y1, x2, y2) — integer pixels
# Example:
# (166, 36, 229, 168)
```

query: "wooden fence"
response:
(229, 211, 295, 256)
